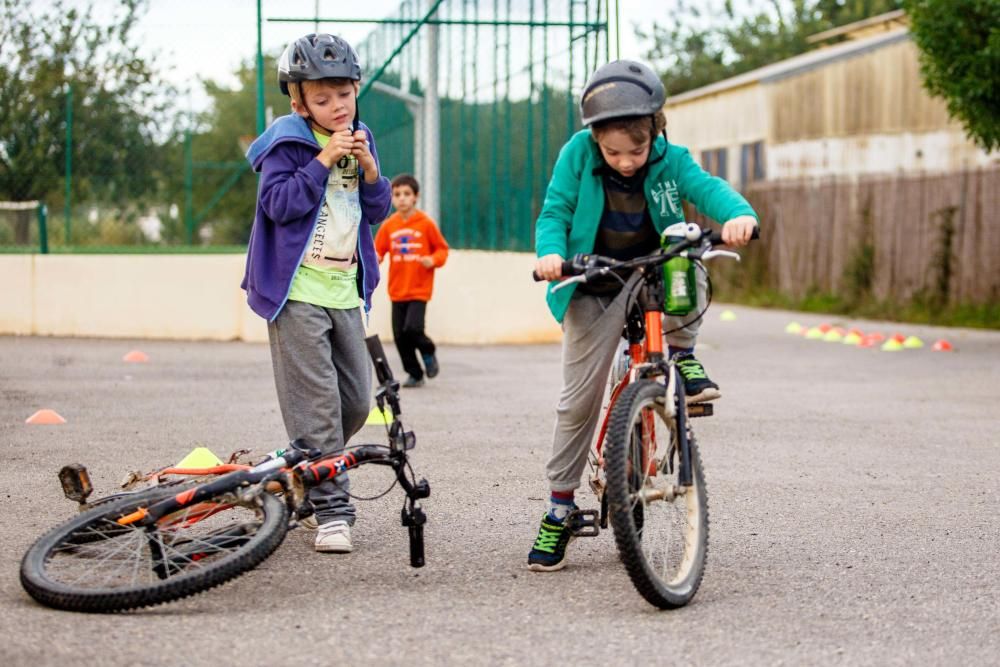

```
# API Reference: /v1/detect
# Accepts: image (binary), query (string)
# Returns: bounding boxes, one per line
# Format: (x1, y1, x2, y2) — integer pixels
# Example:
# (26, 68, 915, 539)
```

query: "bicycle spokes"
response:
(42, 498, 268, 589)
(605, 379, 708, 608)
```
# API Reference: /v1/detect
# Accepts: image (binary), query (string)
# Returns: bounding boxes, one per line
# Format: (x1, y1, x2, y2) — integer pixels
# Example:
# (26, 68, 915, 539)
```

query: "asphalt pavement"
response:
(1, 305, 998, 666)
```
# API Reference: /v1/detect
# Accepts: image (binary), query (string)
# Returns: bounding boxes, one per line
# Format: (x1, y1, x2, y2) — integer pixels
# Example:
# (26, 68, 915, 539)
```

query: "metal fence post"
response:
(37, 204, 49, 254)
(64, 84, 73, 245)
(184, 128, 194, 244)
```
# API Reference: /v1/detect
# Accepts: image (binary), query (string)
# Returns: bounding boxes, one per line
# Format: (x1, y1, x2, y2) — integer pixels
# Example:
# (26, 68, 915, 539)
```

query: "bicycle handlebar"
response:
(532, 225, 759, 282)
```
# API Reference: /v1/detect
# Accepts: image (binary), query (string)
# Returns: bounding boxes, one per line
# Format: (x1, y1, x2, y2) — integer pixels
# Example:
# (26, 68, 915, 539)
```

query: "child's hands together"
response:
(351, 130, 379, 183)
(419, 257, 435, 268)
(316, 129, 356, 168)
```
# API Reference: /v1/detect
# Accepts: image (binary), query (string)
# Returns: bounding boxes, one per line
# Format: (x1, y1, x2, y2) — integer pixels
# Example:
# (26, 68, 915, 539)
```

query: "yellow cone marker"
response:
(822, 329, 844, 343)
(785, 322, 803, 334)
(842, 332, 863, 346)
(881, 339, 904, 352)
(175, 446, 224, 469)
(805, 327, 824, 340)
(720, 309, 737, 321)
(903, 336, 924, 349)
(365, 406, 391, 425)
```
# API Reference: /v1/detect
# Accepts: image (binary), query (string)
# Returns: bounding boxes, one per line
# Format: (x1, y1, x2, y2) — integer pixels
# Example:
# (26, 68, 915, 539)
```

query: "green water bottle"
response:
(662, 225, 696, 316)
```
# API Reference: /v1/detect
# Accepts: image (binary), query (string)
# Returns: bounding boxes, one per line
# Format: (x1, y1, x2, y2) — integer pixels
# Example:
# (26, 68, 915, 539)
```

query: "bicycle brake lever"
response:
(549, 274, 588, 293)
(701, 249, 741, 262)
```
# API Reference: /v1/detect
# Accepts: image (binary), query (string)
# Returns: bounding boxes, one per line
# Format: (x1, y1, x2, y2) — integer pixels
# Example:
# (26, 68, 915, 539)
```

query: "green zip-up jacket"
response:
(535, 130, 759, 323)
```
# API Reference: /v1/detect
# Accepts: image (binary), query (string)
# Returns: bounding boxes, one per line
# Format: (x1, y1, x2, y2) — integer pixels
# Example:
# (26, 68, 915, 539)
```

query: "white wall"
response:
(0, 251, 561, 344)
(767, 131, 998, 179)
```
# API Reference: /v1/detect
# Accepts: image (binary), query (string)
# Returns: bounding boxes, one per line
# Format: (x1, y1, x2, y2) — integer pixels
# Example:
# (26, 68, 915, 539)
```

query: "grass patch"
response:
(727, 288, 1000, 330)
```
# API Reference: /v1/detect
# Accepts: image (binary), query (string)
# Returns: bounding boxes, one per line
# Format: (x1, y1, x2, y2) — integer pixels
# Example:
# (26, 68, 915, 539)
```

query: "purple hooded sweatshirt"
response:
(241, 113, 392, 321)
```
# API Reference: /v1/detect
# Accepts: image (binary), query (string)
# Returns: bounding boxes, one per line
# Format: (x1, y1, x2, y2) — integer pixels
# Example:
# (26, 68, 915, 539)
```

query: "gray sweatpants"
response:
(268, 300, 371, 525)
(545, 268, 708, 491)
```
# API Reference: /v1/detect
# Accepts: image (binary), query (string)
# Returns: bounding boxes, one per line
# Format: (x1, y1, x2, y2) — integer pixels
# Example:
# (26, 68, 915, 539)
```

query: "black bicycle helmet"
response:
(579, 60, 666, 127)
(278, 33, 362, 96)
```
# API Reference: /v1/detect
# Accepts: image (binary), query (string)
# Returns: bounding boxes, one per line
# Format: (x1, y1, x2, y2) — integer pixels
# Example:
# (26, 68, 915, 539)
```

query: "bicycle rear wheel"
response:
(21, 483, 288, 612)
(605, 379, 709, 609)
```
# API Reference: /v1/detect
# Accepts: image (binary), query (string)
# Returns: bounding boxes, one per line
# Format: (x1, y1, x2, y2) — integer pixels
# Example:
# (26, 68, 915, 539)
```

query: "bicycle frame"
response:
(58, 335, 430, 568)
(582, 233, 731, 514)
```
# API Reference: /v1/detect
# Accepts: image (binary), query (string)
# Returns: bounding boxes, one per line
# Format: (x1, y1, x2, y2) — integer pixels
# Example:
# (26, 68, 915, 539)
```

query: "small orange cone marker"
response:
(867, 332, 885, 342)
(903, 336, 924, 349)
(881, 338, 904, 352)
(932, 339, 954, 352)
(123, 350, 149, 363)
(891, 333, 906, 344)
(26, 409, 66, 425)
(858, 336, 877, 348)
(818, 323, 832, 333)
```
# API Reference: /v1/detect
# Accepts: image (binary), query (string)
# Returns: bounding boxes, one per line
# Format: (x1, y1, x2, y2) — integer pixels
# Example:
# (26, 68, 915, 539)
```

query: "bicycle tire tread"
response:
(605, 380, 710, 609)
(20, 491, 289, 613)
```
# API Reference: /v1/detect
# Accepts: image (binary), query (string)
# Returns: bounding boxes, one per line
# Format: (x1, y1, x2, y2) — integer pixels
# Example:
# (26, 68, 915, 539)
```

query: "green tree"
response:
(0, 0, 179, 243)
(905, 0, 1000, 152)
(186, 53, 287, 245)
(642, 0, 903, 96)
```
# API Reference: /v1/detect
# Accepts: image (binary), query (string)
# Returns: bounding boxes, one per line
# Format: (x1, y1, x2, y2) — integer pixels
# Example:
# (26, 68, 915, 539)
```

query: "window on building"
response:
(740, 141, 766, 185)
(700, 148, 728, 180)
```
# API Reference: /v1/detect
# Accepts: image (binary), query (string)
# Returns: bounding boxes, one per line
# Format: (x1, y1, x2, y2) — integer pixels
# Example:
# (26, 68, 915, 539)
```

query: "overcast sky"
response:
(123, 0, 657, 110)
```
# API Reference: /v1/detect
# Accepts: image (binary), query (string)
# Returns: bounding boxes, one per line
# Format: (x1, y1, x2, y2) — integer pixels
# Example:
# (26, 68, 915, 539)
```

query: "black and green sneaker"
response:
(674, 353, 721, 403)
(528, 514, 573, 572)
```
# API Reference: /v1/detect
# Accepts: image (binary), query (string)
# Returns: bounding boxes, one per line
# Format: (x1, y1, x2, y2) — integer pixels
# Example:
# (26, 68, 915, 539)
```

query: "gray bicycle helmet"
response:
(579, 60, 666, 127)
(278, 33, 362, 96)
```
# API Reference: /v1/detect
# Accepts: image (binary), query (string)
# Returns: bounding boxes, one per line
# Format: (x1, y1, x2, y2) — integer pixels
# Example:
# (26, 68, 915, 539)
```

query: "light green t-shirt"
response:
(287, 130, 362, 309)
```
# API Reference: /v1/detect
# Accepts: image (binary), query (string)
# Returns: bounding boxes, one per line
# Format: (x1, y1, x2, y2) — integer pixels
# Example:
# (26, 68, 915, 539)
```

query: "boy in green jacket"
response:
(529, 60, 758, 571)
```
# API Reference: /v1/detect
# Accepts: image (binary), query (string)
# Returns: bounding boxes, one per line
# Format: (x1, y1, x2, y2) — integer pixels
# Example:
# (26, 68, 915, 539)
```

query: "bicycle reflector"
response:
(58, 464, 93, 504)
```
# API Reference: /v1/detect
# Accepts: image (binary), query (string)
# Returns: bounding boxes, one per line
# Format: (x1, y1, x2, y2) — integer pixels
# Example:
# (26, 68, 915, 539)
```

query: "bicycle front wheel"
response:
(605, 379, 709, 609)
(21, 483, 289, 612)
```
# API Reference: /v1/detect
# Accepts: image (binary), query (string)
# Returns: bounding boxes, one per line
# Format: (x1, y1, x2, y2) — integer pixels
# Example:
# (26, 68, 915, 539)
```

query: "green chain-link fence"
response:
(3, 1, 608, 253)
(354, 0, 609, 250)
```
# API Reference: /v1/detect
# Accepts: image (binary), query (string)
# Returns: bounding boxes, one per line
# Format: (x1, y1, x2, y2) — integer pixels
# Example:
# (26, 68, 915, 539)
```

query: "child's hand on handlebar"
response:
(535, 254, 565, 281)
(721, 216, 758, 247)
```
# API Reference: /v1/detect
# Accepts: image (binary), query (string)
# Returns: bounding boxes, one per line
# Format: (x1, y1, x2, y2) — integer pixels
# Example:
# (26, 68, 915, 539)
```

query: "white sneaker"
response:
(300, 513, 318, 530)
(314, 520, 353, 553)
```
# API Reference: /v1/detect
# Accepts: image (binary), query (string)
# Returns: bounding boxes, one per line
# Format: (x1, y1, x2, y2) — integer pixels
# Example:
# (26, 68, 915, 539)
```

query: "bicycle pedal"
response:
(566, 509, 600, 537)
(688, 403, 714, 418)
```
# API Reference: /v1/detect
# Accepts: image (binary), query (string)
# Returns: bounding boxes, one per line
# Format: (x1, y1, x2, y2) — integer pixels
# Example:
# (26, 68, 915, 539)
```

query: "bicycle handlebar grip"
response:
(532, 261, 579, 281)
(409, 524, 425, 568)
(709, 225, 760, 245)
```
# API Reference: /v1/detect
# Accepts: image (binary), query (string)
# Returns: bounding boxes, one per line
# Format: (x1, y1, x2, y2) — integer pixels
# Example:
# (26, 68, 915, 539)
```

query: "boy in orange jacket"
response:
(374, 174, 450, 387)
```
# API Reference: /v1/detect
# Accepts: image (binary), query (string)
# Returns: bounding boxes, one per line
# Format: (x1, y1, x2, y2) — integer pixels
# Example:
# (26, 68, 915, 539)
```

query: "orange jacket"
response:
(374, 209, 449, 302)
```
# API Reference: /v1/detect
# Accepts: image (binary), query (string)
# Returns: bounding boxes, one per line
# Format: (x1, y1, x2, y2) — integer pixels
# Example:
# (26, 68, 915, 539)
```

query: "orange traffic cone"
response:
(932, 339, 954, 352)
(123, 350, 149, 363)
(26, 409, 66, 425)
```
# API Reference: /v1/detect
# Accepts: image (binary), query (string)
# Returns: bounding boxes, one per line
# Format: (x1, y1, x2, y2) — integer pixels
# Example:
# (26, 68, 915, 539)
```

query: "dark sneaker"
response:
(402, 376, 425, 388)
(528, 514, 573, 572)
(422, 353, 439, 379)
(674, 353, 721, 403)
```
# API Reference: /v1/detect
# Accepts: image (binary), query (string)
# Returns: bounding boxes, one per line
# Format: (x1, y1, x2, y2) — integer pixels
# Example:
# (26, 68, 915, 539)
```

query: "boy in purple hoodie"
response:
(242, 34, 392, 553)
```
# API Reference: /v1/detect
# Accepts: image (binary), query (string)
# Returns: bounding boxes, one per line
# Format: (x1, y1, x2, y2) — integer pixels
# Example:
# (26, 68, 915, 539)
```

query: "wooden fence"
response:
(703, 166, 1000, 306)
